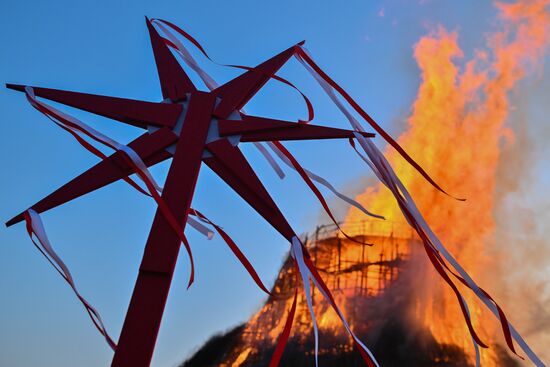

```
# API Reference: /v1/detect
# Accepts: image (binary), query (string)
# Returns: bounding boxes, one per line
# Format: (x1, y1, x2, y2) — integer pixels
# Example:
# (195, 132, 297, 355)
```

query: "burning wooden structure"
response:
(180, 221, 519, 367)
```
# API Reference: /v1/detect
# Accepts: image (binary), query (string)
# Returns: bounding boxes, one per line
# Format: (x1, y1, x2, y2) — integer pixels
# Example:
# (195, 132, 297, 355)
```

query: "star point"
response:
(7, 19, 376, 367)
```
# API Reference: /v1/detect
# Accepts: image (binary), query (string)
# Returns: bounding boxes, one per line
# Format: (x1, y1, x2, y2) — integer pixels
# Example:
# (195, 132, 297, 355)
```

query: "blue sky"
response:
(1, 1, 548, 366)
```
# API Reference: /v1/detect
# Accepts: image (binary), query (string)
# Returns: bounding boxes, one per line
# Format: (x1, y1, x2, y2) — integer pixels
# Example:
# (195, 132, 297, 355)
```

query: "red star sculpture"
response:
(6, 18, 375, 366)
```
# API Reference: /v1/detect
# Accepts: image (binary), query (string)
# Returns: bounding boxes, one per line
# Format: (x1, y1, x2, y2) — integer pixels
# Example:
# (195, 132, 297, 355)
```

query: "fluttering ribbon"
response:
(186, 216, 215, 240)
(268, 267, 299, 367)
(352, 135, 489, 357)
(23, 209, 117, 350)
(290, 44, 543, 364)
(290, 236, 380, 367)
(151, 19, 382, 223)
(153, 18, 287, 179)
(291, 237, 320, 367)
(272, 141, 374, 245)
(285, 47, 542, 364)
(265, 141, 384, 220)
(294, 46, 464, 201)
(253, 139, 286, 179)
(352, 133, 543, 366)
(24, 87, 197, 289)
(189, 209, 271, 295)
(24, 87, 162, 191)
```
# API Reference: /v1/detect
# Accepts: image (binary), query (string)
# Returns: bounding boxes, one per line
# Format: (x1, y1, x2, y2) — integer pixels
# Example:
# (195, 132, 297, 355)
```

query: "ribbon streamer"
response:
(286, 46, 538, 364)
(273, 141, 372, 246)
(189, 209, 271, 295)
(24, 87, 197, 288)
(152, 19, 287, 178)
(153, 20, 381, 221)
(354, 133, 543, 366)
(186, 216, 215, 240)
(24, 88, 162, 192)
(253, 140, 286, 179)
(268, 269, 299, 367)
(294, 46, 463, 201)
(266, 141, 384, 220)
(23, 209, 117, 350)
(291, 237, 320, 367)
(291, 236, 380, 367)
(350, 135, 487, 362)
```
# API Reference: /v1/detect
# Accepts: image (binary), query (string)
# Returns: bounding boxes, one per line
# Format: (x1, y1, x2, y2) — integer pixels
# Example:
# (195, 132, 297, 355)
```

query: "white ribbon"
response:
(25, 87, 163, 193)
(154, 21, 219, 91)
(267, 142, 384, 220)
(290, 237, 319, 366)
(295, 45, 544, 365)
(25, 87, 213, 240)
(252, 140, 286, 179)
(291, 236, 380, 367)
(25, 209, 116, 350)
(153, 20, 287, 179)
(186, 216, 215, 240)
(153, 22, 382, 220)
(357, 133, 543, 367)
(294, 45, 538, 365)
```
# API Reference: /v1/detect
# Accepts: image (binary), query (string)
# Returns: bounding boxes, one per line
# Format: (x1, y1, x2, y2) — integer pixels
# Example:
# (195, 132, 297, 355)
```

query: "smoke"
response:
(492, 73, 550, 363)
(478, 1, 550, 363)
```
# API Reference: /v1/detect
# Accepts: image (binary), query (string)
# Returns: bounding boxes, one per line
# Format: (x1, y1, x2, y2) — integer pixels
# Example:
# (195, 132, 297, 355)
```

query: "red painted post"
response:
(111, 92, 215, 367)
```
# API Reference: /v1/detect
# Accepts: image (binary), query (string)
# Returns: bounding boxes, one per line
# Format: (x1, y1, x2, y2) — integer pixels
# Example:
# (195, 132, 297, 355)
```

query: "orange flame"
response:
(345, 0, 550, 365)
(222, 2, 550, 366)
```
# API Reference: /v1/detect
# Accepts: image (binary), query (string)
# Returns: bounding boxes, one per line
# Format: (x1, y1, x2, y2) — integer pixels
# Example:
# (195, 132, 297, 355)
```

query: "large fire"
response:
(181, 2, 549, 366)
(345, 0, 550, 365)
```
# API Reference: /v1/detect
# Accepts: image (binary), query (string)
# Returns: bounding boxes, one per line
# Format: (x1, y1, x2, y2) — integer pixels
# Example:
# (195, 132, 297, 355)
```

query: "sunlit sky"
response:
(1, 1, 548, 366)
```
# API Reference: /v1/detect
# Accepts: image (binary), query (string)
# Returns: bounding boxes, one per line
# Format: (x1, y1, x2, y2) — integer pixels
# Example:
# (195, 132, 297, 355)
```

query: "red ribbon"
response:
(369, 157, 489, 350)
(268, 265, 299, 367)
(189, 209, 271, 295)
(299, 243, 379, 367)
(23, 210, 117, 350)
(429, 242, 521, 358)
(153, 18, 314, 123)
(295, 47, 463, 201)
(25, 89, 196, 288)
(272, 141, 371, 246)
(354, 135, 532, 362)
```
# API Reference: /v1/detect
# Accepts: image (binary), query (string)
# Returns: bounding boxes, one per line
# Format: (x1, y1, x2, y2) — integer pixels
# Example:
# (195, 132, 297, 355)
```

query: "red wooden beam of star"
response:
(6, 17, 374, 367)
